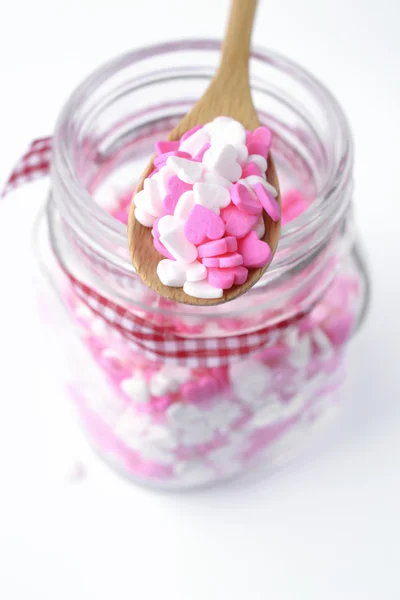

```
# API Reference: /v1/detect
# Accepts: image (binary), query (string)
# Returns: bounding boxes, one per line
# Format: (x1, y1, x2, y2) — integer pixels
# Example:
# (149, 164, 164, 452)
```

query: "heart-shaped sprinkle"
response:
(202, 171, 232, 189)
(153, 236, 174, 260)
(153, 216, 165, 240)
(152, 166, 175, 197)
(203, 144, 242, 182)
(235, 143, 249, 163)
(253, 215, 265, 239)
(247, 140, 268, 156)
(155, 140, 180, 155)
(202, 252, 244, 268)
(183, 376, 221, 403)
(174, 190, 195, 221)
(134, 179, 163, 218)
(185, 261, 208, 282)
(180, 125, 202, 141)
(184, 205, 225, 245)
(231, 182, 262, 215)
(157, 259, 187, 287)
(183, 280, 223, 299)
(179, 128, 210, 156)
(204, 118, 247, 161)
(220, 204, 258, 238)
(247, 154, 267, 174)
(246, 175, 277, 197)
(241, 162, 262, 178)
(193, 182, 230, 215)
(153, 151, 191, 167)
(143, 178, 164, 216)
(167, 156, 204, 184)
(163, 176, 192, 214)
(157, 214, 177, 236)
(207, 266, 248, 289)
(157, 259, 206, 287)
(159, 217, 198, 263)
(252, 126, 273, 150)
(193, 143, 211, 161)
(134, 205, 156, 227)
(197, 236, 237, 258)
(237, 230, 272, 268)
(254, 183, 281, 222)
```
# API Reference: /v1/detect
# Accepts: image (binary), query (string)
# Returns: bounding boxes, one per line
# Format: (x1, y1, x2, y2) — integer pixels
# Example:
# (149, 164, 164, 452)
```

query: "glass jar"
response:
(36, 40, 370, 489)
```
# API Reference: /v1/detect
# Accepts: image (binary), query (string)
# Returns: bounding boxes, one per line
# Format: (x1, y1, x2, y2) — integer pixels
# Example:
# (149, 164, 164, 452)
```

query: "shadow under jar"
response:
(38, 40, 370, 489)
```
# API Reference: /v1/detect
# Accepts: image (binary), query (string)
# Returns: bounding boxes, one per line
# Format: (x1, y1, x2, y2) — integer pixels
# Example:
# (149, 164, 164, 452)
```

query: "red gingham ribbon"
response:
(2, 138, 303, 367)
(1, 138, 52, 198)
(69, 271, 288, 367)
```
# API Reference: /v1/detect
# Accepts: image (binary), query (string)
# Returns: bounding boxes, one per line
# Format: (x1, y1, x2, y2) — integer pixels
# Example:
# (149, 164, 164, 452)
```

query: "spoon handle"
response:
(219, 0, 259, 74)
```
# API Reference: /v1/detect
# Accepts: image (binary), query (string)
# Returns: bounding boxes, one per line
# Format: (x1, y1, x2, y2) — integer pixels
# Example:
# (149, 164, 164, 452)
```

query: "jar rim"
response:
(52, 38, 353, 280)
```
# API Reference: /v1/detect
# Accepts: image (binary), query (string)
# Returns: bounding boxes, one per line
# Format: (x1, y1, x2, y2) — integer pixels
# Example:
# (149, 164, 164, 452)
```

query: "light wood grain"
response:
(128, 0, 281, 306)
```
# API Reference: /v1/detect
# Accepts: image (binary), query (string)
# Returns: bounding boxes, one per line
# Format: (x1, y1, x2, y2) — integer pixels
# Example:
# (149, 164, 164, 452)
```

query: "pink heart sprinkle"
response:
(153, 151, 191, 167)
(231, 182, 262, 215)
(184, 205, 225, 245)
(202, 252, 243, 268)
(254, 183, 281, 222)
(180, 125, 202, 141)
(252, 126, 273, 150)
(155, 140, 180, 155)
(241, 162, 262, 178)
(197, 236, 238, 258)
(153, 217, 161, 238)
(183, 376, 220, 403)
(153, 236, 174, 259)
(220, 204, 258, 238)
(193, 143, 211, 161)
(247, 140, 268, 156)
(207, 266, 248, 289)
(163, 175, 192, 214)
(237, 230, 272, 268)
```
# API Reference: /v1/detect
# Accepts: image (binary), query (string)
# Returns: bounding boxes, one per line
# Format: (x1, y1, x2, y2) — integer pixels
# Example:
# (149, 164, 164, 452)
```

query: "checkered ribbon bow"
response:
(2, 138, 300, 367)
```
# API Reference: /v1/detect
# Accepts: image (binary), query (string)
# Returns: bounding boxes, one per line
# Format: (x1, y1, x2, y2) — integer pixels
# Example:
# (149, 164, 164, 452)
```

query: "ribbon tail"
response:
(1, 137, 52, 198)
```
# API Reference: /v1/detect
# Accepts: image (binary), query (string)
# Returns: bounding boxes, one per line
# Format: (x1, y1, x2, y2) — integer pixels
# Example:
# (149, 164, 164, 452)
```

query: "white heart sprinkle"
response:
(174, 190, 195, 221)
(203, 144, 242, 182)
(247, 154, 267, 174)
(157, 259, 187, 287)
(253, 215, 265, 239)
(185, 261, 207, 282)
(246, 175, 277, 197)
(157, 214, 177, 236)
(167, 156, 204, 184)
(193, 182, 231, 215)
(157, 259, 206, 287)
(152, 165, 175, 196)
(183, 280, 223, 299)
(121, 377, 150, 403)
(160, 222, 198, 263)
(143, 177, 164, 216)
(134, 205, 156, 227)
(179, 128, 210, 156)
(202, 171, 232, 189)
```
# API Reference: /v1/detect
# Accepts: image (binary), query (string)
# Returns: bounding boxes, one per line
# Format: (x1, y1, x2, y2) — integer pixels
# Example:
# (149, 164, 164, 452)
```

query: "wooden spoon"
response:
(128, 0, 281, 306)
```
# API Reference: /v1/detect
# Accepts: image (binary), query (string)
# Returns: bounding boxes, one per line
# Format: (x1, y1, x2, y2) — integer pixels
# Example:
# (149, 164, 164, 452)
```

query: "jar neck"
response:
(50, 40, 354, 320)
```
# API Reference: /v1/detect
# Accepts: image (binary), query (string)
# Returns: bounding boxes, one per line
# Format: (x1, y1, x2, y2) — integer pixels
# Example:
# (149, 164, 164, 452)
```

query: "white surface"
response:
(0, 1, 399, 599)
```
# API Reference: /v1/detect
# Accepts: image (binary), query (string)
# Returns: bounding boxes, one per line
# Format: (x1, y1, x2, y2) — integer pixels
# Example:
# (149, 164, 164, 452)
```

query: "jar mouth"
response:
(52, 38, 353, 281)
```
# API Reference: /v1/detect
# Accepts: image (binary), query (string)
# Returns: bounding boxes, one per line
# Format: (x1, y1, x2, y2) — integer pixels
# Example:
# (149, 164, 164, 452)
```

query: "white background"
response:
(0, 1, 399, 598)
